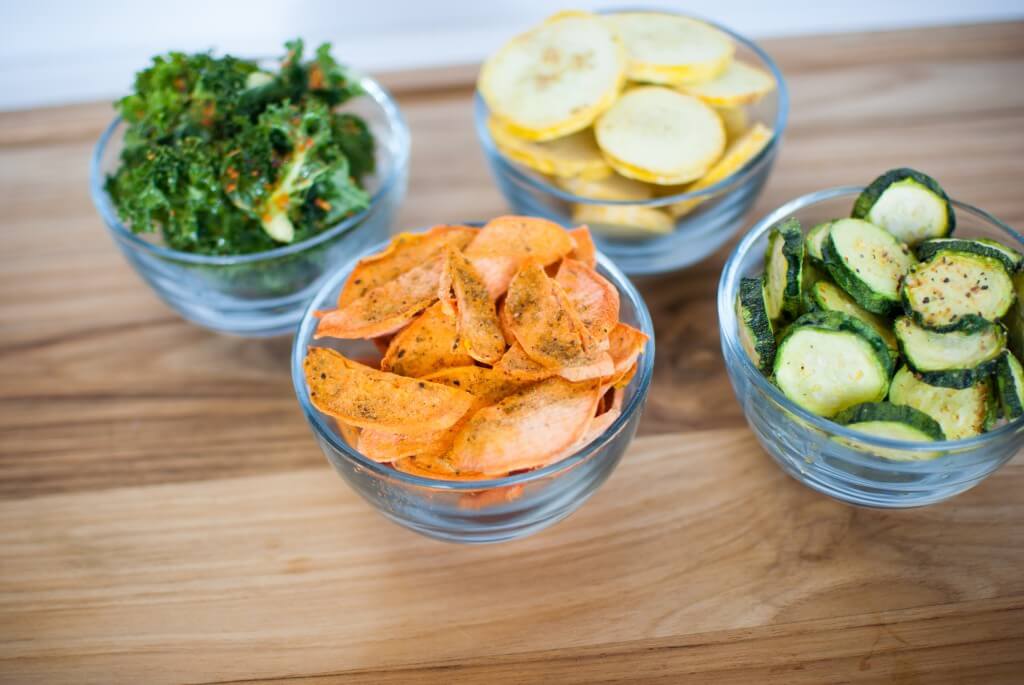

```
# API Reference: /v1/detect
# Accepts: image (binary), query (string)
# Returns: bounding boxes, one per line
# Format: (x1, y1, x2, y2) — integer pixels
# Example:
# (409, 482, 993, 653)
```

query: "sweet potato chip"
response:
(556, 259, 620, 345)
(613, 361, 638, 390)
(337, 225, 476, 307)
(458, 483, 525, 509)
(380, 302, 473, 378)
(450, 377, 602, 474)
(543, 404, 621, 468)
(304, 347, 475, 432)
(393, 455, 494, 481)
(604, 322, 649, 386)
(422, 365, 534, 404)
(493, 341, 556, 382)
(465, 216, 574, 297)
(568, 226, 597, 268)
(439, 248, 506, 364)
(496, 297, 517, 346)
(504, 261, 614, 381)
(359, 424, 457, 463)
(335, 419, 362, 448)
(316, 256, 444, 339)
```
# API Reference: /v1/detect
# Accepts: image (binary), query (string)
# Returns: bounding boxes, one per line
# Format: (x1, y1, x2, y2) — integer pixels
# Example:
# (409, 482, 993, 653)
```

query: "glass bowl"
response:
(719, 186, 1024, 508)
(291, 232, 655, 543)
(475, 11, 788, 276)
(90, 75, 410, 338)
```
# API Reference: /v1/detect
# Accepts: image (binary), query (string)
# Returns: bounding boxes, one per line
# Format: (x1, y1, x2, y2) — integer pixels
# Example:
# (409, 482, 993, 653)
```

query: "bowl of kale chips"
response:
(91, 40, 410, 336)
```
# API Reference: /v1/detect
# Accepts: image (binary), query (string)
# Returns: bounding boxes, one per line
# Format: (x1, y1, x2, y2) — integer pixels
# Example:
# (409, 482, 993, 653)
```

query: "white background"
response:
(4, 0, 1023, 111)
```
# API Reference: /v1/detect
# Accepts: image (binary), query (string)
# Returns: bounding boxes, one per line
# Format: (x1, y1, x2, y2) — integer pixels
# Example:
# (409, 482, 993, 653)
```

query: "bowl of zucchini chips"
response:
(719, 168, 1024, 507)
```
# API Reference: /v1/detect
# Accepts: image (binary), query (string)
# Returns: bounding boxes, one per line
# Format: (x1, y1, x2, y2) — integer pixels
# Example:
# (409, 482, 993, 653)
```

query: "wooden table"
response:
(2, 22, 1024, 684)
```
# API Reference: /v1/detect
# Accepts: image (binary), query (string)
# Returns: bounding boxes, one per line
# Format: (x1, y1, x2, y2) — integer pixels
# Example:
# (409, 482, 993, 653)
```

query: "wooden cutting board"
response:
(1, 21, 1023, 684)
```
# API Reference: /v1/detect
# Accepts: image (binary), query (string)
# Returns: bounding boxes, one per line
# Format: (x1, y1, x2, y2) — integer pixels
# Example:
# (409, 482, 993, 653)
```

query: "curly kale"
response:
(106, 40, 375, 256)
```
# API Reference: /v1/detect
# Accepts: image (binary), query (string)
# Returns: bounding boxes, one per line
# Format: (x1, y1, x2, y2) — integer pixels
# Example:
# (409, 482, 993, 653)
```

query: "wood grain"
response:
(1, 21, 1023, 684)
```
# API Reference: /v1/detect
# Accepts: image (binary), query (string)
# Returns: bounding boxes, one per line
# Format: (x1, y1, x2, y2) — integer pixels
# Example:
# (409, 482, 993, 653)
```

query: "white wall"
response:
(3, 0, 1022, 110)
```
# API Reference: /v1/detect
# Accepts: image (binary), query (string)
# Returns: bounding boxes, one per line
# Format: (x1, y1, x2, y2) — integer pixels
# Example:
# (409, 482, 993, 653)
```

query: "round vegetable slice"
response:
(715, 105, 749, 142)
(893, 316, 1005, 388)
(762, 218, 804, 321)
(571, 203, 674, 238)
(736, 277, 776, 373)
(916, 238, 1024, 275)
(595, 87, 725, 185)
(902, 251, 1014, 332)
(807, 280, 898, 354)
(478, 11, 627, 141)
(888, 365, 993, 440)
(835, 401, 945, 443)
(851, 168, 954, 246)
(995, 350, 1024, 420)
(682, 60, 775, 106)
(487, 117, 612, 180)
(605, 12, 734, 86)
(804, 220, 833, 269)
(823, 218, 915, 316)
(773, 311, 894, 418)
(380, 302, 474, 378)
(558, 172, 654, 201)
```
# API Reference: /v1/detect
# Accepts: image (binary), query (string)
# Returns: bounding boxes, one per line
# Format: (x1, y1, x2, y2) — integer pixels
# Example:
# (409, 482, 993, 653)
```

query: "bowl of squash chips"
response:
(475, 10, 787, 275)
(292, 217, 653, 543)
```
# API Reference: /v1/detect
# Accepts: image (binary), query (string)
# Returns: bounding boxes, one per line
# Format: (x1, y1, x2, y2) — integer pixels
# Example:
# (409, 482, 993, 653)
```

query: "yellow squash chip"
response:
(439, 248, 506, 365)
(571, 203, 674, 238)
(450, 377, 603, 475)
(488, 118, 612, 180)
(557, 172, 654, 201)
(682, 60, 775, 107)
(568, 226, 598, 268)
(605, 12, 734, 86)
(595, 86, 725, 185)
(380, 302, 474, 378)
(556, 259, 620, 345)
(478, 11, 627, 141)
(337, 225, 476, 307)
(304, 347, 475, 432)
(716, 105, 750, 142)
(316, 256, 443, 339)
(668, 123, 772, 218)
(465, 216, 573, 297)
(504, 261, 614, 381)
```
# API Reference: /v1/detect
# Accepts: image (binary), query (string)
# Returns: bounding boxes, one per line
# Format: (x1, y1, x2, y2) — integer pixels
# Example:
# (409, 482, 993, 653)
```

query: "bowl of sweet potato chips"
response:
(292, 216, 653, 543)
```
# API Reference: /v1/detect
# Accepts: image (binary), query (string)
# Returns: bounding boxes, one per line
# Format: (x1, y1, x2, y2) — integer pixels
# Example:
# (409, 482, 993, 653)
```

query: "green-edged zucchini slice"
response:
(804, 221, 833, 268)
(835, 401, 946, 441)
(1005, 271, 1024, 362)
(736, 277, 776, 373)
(823, 218, 915, 316)
(901, 251, 1014, 332)
(893, 316, 1005, 388)
(995, 350, 1024, 420)
(917, 238, 1024, 274)
(807, 280, 898, 354)
(851, 168, 954, 245)
(773, 311, 893, 418)
(762, 218, 804, 321)
(888, 365, 992, 439)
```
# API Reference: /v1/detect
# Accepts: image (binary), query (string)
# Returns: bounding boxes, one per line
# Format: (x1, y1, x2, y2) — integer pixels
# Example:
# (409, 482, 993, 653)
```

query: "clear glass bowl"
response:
(475, 11, 788, 276)
(719, 186, 1024, 508)
(291, 234, 655, 543)
(90, 75, 410, 338)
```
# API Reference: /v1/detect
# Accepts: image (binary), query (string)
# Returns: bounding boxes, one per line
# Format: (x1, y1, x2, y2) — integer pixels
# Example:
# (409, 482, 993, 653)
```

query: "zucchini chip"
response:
(736, 277, 776, 373)
(807, 280, 899, 354)
(804, 220, 833, 269)
(852, 168, 955, 246)
(916, 238, 1024, 275)
(762, 218, 804, 321)
(605, 12, 734, 86)
(888, 365, 992, 440)
(835, 401, 946, 443)
(995, 350, 1024, 420)
(902, 251, 1014, 332)
(823, 218, 915, 316)
(893, 316, 1005, 388)
(773, 311, 894, 418)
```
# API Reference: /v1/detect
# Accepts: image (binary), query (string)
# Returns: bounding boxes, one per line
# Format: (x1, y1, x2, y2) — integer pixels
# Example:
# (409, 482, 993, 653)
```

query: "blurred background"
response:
(4, 0, 1023, 111)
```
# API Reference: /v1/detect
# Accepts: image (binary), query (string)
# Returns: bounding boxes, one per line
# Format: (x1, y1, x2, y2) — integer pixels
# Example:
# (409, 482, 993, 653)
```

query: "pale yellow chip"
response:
(557, 172, 653, 201)
(716, 105, 749, 142)
(571, 203, 674, 238)
(479, 11, 627, 141)
(605, 12, 734, 86)
(487, 117, 612, 180)
(668, 123, 772, 218)
(595, 87, 725, 185)
(682, 60, 775, 107)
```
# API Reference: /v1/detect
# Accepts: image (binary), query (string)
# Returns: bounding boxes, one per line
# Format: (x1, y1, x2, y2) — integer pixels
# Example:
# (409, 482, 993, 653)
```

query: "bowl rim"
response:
(474, 9, 789, 208)
(89, 73, 411, 266)
(719, 183, 1024, 455)
(291, 228, 656, 491)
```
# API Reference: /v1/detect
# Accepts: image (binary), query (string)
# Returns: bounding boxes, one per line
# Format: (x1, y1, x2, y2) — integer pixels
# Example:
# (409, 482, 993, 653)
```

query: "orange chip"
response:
(304, 347, 475, 432)
(380, 302, 474, 378)
(439, 248, 506, 365)
(568, 226, 597, 268)
(422, 365, 535, 404)
(613, 361, 638, 390)
(465, 216, 574, 297)
(504, 261, 614, 381)
(450, 377, 602, 475)
(315, 256, 444, 339)
(335, 419, 362, 448)
(393, 455, 494, 481)
(359, 424, 457, 463)
(604, 323, 649, 386)
(544, 404, 621, 468)
(337, 225, 476, 307)
(458, 483, 525, 509)
(556, 259, 620, 345)
(493, 341, 556, 382)
(496, 297, 517, 346)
